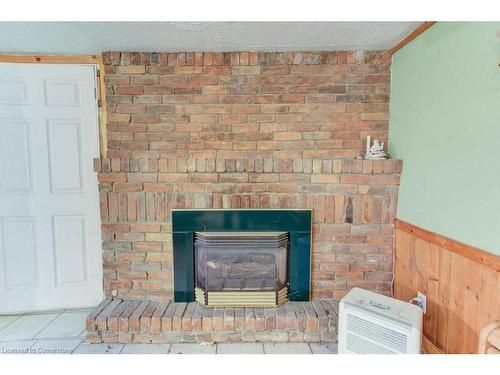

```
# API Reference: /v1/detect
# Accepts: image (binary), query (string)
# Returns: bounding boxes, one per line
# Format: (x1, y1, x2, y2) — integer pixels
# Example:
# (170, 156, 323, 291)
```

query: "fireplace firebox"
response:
(172, 209, 312, 305)
(194, 231, 289, 307)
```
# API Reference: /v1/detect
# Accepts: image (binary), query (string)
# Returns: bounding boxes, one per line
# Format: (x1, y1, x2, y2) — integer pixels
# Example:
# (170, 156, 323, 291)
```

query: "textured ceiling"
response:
(0, 22, 420, 54)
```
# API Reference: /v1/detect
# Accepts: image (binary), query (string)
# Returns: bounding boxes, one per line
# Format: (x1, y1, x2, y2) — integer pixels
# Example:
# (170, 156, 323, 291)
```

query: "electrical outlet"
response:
(417, 291, 427, 314)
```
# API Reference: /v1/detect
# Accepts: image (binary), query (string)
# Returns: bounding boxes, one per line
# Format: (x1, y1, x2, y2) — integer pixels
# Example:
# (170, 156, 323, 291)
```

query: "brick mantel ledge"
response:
(94, 157, 402, 176)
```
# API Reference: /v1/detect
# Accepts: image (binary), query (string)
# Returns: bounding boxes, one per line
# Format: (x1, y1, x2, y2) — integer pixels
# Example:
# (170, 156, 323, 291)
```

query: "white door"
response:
(0, 63, 103, 314)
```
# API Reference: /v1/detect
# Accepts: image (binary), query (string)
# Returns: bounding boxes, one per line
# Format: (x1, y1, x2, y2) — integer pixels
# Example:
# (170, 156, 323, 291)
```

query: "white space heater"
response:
(338, 287, 423, 354)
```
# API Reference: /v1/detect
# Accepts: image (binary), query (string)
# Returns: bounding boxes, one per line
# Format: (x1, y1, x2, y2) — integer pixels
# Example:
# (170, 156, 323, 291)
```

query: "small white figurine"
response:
(365, 136, 387, 160)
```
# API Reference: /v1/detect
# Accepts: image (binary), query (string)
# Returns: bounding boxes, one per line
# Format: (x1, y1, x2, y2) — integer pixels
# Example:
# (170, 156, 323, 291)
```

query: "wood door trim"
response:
(389, 22, 437, 55)
(395, 219, 500, 271)
(0, 54, 107, 158)
(0, 54, 100, 64)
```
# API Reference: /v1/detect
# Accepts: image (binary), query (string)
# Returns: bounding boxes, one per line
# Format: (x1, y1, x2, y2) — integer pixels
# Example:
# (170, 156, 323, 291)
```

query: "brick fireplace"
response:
(89, 49, 402, 343)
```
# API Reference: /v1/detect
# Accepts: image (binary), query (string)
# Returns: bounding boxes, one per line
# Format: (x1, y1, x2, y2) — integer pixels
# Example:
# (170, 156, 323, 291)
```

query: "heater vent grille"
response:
(346, 312, 408, 353)
(346, 332, 395, 354)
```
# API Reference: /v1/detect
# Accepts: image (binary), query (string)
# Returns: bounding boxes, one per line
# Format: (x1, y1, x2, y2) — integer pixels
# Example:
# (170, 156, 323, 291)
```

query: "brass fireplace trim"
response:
(195, 286, 289, 307)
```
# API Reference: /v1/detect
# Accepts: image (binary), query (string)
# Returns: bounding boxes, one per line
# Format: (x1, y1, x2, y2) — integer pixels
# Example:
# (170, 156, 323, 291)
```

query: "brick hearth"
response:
(86, 299, 338, 344)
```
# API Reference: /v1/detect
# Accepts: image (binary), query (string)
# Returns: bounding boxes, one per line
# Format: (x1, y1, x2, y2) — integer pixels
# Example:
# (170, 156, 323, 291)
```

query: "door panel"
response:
(0, 119, 34, 193)
(44, 79, 81, 106)
(47, 119, 84, 193)
(0, 79, 28, 104)
(0, 63, 103, 313)
(2, 217, 38, 289)
(53, 215, 88, 285)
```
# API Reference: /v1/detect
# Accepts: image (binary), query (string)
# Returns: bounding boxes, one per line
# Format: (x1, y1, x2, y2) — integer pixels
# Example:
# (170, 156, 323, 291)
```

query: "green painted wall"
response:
(389, 22, 500, 255)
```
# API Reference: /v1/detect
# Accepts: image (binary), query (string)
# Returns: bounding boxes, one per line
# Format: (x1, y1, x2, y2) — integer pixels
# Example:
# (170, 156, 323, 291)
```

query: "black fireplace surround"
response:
(172, 209, 312, 302)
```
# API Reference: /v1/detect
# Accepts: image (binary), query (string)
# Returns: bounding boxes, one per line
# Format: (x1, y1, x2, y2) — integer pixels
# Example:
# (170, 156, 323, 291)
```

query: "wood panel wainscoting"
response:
(394, 219, 500, 354)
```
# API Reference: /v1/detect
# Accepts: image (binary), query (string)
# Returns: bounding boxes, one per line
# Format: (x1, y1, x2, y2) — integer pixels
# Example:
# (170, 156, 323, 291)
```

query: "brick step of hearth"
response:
(85, 299, 338, 344)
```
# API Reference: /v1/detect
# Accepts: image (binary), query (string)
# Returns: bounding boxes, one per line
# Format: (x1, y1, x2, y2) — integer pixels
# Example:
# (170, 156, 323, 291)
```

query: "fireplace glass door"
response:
(194, 231, 289, 307)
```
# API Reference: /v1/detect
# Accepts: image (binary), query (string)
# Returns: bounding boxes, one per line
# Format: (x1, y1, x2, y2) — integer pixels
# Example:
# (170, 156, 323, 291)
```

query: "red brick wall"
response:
(98, 51, 399, 301)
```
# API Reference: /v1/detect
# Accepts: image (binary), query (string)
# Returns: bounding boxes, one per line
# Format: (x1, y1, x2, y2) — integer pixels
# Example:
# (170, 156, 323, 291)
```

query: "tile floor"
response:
(0, 309, 337, 354)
